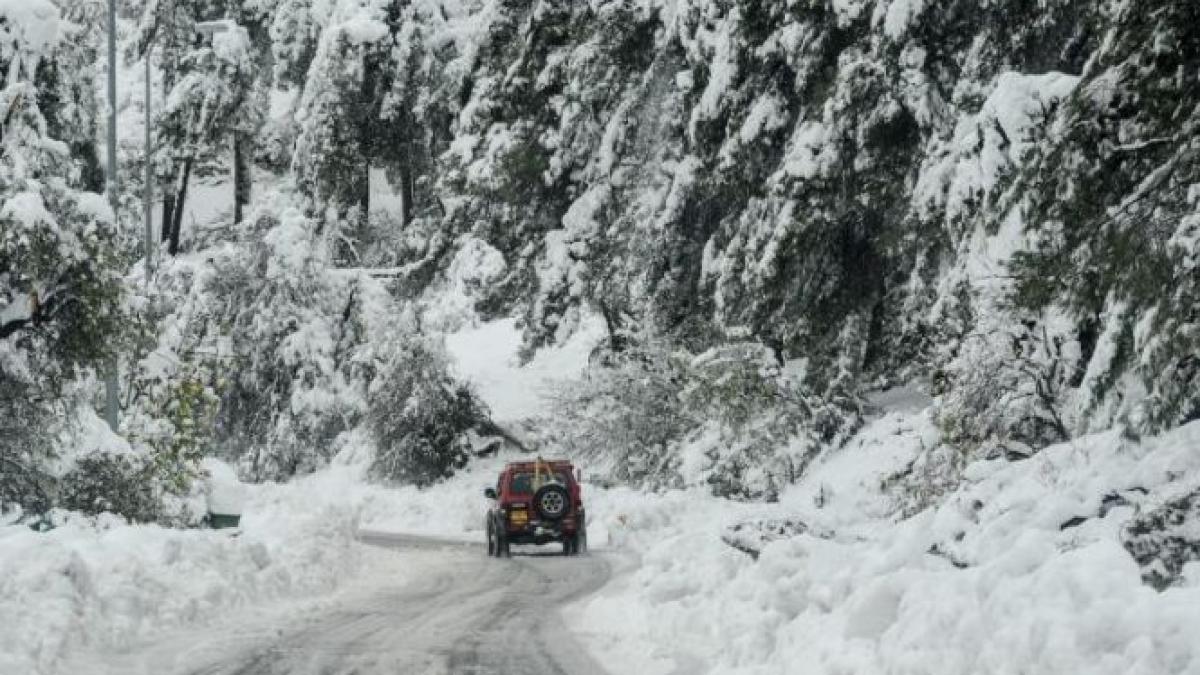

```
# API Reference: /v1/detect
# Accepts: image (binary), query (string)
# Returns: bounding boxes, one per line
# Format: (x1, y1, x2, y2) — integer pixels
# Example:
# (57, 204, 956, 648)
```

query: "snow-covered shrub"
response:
(880, 442, 969, 518)
(0, 0, 130, 516)
(121, 254, 233, 513)
(367, 337, 486, 487)
(684, 343, 861, 499)
(548, 333, 862, 498)
(58, 453, 158, 522)
(546, 331, 694, 490)
(0, 381, 56, 516)
(935, 321, 1076, 459)
(205, 203, 371, 480)
(909, 319, 1081, 511)
(124, 193, 375, 484)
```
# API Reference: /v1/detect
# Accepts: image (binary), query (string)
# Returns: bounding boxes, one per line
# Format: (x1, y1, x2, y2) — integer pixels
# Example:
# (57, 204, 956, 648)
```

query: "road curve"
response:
(172, 531, 614, 675)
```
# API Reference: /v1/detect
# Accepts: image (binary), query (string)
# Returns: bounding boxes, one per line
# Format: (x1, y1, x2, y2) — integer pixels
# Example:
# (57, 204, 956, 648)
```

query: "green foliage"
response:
(59, 454, 159, 523)
(158, 374, 220, 493)
(1, 0, 131, 517)
(496, 136, 551, 204)
(0, 385, 56, 516)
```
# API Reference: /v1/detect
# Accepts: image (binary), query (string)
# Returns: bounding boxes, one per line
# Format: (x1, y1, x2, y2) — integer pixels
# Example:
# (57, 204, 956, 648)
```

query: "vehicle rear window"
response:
(509, 471, 570, 494)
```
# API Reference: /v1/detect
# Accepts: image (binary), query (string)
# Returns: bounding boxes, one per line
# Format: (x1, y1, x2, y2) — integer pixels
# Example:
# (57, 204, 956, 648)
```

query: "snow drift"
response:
(571, 413, 1200, 674)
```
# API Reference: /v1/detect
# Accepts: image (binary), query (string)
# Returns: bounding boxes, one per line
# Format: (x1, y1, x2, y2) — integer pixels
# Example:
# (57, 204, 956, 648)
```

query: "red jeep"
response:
(484, 459, 587, 557)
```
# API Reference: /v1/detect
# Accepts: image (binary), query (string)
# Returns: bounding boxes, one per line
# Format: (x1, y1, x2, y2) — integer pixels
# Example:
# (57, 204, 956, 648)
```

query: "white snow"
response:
(9, 321, 1198, 675)
(0, 0, 60, 77)
(568, 409, 1200, 675)
(207, 21, 252, 64)
(830, 0, 870, 27)
(444, 315, 606, 424)
(0, 477, 363, 675)
(877, 0, 927, 39)
(201, 459, 246, 517)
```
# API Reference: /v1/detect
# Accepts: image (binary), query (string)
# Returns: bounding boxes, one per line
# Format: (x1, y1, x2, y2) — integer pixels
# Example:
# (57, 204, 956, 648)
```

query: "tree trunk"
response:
(399, 146, 414, 228)
(233, 133, 251, 224)
(359, 167, 370, 225)
(168, 157, 193, 256)
(160, 192, 175, 243)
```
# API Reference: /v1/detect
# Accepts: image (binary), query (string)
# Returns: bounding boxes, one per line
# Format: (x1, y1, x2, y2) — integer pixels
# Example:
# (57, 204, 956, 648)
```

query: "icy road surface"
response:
(81, 532, 613, 675)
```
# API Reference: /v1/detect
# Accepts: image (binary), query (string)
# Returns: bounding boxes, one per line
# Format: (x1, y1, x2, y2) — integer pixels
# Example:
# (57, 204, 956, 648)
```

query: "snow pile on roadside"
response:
(309, 452, 504, 541)
(572, 414, 1200, 674)
(0, 479, 362, 675)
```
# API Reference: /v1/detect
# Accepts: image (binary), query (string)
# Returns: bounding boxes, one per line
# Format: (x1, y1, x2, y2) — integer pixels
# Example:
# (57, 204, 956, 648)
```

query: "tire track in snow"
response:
(79, 532, 613, 675)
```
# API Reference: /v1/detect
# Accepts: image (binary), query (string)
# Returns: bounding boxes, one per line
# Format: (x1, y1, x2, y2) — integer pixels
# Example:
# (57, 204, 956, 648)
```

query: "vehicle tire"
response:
(486, 520, 496, 557)
(533, 483, 570, 521)
(562, 536, 575, 556)
(497, 529, 511, 558)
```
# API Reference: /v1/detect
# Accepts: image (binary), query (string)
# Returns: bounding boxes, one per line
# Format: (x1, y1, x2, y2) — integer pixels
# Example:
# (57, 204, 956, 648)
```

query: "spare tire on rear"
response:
(533, 483, 570, 521)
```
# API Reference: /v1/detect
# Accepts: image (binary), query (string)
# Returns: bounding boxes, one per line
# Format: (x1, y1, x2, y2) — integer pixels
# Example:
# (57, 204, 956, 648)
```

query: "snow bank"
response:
(0, 479, 362, 675)
(571, 415, 1200, 674)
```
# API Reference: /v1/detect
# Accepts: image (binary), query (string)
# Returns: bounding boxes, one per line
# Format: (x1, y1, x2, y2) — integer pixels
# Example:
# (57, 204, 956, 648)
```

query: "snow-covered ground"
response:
(0, 317, 605, 675)
(568, 411, 1200, 675)
(5, 317, 1198, 675)
(0, 476, 361, 675)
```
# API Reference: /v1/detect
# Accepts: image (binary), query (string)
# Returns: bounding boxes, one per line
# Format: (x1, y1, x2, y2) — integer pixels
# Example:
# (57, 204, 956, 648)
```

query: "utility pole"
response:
(144, 44, 154, 281)
(103, 0, 120, 432)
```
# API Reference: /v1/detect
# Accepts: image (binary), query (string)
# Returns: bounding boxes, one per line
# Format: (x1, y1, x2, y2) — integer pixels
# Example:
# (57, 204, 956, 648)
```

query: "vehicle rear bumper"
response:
(504, 521, 577, 545)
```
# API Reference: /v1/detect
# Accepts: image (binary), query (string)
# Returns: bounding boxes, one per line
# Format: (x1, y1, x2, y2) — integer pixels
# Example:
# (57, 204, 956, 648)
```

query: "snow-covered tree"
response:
(292, 1, 452, 262)
(547, 327, 861, 497)
(292, 9, 384, 236)
(1, 0, 129, 514)
(1009, 0, 1200, 435)
(367, 335, 486, 487)
(157, 17, 262, 251)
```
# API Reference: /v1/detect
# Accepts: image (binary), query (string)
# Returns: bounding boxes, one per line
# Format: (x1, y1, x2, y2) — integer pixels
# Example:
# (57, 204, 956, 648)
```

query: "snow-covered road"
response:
(73, 532, 612, 675)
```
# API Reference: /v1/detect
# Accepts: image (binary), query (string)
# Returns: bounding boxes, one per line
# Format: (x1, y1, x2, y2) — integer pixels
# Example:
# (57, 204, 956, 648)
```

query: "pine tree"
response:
(156, 17, 262, 252)
(292, 9, 385, 238)
(1009, 0, 1200, 434)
